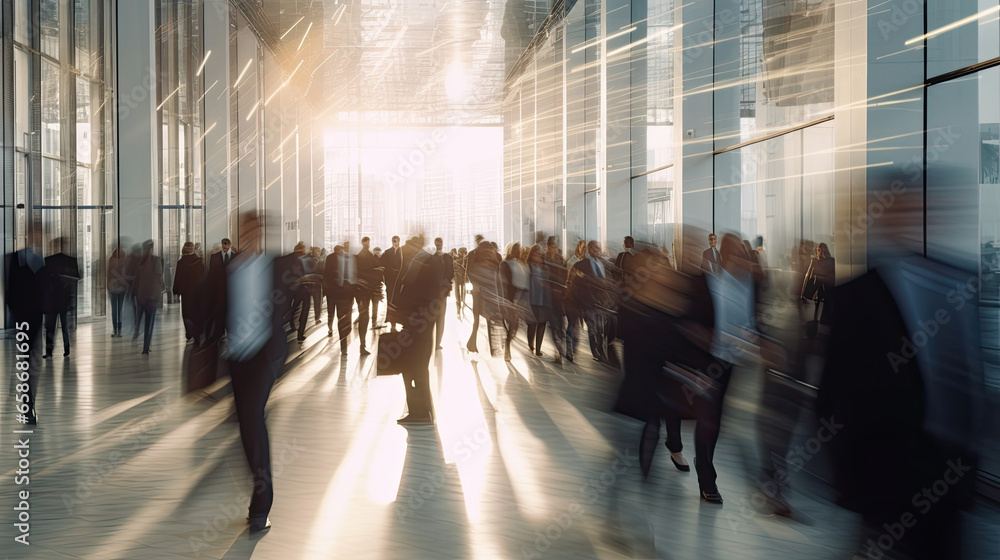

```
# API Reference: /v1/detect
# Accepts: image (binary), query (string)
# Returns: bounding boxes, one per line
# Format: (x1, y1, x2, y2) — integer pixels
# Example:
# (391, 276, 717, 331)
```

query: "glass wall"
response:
(156, 1, 205, 296)
(925, 56, 1000, 478)
(713, 0, 836, 276)
(4, 0, 114, 322)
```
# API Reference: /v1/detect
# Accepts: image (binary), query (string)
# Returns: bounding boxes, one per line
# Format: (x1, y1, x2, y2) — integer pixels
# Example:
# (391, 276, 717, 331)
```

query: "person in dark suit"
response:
(701, 233, 722, 273)
(390, 238, 445, 424)
(6, 248, 46, 424)
(203, 238, 237, 344)
(172, 242, 205, 342)
(135, 240, 164, 355)
(108, 247, 129, 338)
(453, 247, 468, 318)
(614, 236, 636, 270)
(224, 211, 288, 534)
(371, 246, 386, 329)
(465, 237, 503, 355)
(381, 236, 403, 331)
(324, 245, 360, 354)
(566, 241, 616, 363)
(431, 237, 454, 349)
(210, 237, 238, 270)
(42, 239, 81, 358)
(284, 242, 309, 336)
(308, 247, 323, 324)
(356, 237, 381, 350)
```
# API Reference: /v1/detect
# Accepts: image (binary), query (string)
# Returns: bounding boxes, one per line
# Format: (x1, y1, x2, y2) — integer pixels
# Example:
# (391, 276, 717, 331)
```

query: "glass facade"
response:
(3, 0, 114, 321)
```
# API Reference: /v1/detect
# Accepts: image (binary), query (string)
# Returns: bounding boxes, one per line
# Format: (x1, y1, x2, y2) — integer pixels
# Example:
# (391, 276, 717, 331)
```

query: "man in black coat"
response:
(431, 237, 454, 349)
(356, 237, 382, 344)
(6, 249, 46, 424)
(172, 241, 205, 342)
(465, 237, 502, 354)
(566, 241, 616, 363)
(380, 236, 403, 331)
(203, 238, 237, 343)
(389, 241, 445, 424)
(324, 245, 360, 354)
(42, 239, 81, 358)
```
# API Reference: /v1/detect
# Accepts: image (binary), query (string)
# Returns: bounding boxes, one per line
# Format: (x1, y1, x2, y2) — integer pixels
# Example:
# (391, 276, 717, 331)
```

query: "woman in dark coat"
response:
(172, 241, 205, 342)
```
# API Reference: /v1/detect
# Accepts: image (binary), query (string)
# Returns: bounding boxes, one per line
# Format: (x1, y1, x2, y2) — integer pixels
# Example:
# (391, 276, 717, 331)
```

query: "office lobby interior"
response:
(1, 0, 1000, 558)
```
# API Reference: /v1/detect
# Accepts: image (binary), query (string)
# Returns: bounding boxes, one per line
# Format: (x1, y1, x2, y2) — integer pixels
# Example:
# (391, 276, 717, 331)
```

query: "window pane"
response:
(76, 0, 92, 73)
(714, 123, 835, 274)
(714, 0, 835, 150)
(77, 77, 92, 165)
(40, 0, 59, 59)
(14, 0, 28, 45)
(42, 61, 61, 157)
(927, 0, 1000, 78)
(42, 157, 63, 243)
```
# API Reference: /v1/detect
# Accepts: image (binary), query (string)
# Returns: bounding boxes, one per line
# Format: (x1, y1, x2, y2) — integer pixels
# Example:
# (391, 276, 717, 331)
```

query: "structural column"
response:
(115, 0, 156, 247)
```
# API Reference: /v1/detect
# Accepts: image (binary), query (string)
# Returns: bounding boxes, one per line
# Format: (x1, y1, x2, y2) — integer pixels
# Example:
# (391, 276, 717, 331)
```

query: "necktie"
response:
(224, 252, 229, 265)
(714, 249, 720, 262)
(594, 259, 604, 278)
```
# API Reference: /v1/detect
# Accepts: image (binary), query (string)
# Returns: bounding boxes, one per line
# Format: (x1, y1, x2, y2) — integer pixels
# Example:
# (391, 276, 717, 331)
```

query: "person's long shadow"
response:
(218, 530, 263, 559)
(388, 426, 471, 559)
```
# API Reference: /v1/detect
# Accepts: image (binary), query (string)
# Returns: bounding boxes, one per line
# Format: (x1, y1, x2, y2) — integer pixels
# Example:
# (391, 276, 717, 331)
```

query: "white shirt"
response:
(590, 257, 606, 278)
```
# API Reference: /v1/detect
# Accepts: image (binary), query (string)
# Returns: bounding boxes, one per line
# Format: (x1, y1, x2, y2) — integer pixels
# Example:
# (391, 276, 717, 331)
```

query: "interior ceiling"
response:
(236, 0, 514, 125)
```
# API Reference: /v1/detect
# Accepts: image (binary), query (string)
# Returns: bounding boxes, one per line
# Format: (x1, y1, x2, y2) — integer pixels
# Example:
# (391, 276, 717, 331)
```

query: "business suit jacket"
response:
(380, 246, 403, 293)
(323, 254, 356, 300)
(172, 254, 205, 298)
(42, 253, 81, 313)
(432, 251, 454, 299)
(702, 247, 722, 273)
(136, 255, 165, 306)
(357, 248, 382, 299)
(566, 257, 617, 313)
(210, 249, 238, 271)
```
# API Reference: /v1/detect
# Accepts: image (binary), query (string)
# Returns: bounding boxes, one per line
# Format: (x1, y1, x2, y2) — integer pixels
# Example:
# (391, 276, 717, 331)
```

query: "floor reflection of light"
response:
(433, 341, 491, 524)
(496, 408, 551, 522)
(301, 377, 403, 560)
(366, 424, 408, 504)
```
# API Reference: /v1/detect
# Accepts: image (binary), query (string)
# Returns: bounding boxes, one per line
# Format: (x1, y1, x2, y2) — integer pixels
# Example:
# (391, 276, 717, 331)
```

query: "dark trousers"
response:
(467, 289, 483, 348)
(583, 308, 607, 361)
(454, 280, 466, 316)
(311, 287, 322, 323)
(565, 313, 582, 360)
(180, 294, 199, 340)
(327, 287, 354, 350)
(229, 349, 279, 525)
(433, 297, 447, 348)
(16, 319, 43, 421)
(138, 301, 158, 353)
(289, 288, 308, 330)
(297, 293, 313, 339)
(109, 291, 126, 333)
(663, 363, 733, 490)
(355, 293, 371, 349)
(45, 307, 70, 353)
(402, 325, 434, 416)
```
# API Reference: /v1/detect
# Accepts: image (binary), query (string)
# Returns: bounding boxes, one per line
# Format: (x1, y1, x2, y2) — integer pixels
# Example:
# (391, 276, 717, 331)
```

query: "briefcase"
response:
(186, 339, 219, 392)
(376, 331, 406, 376)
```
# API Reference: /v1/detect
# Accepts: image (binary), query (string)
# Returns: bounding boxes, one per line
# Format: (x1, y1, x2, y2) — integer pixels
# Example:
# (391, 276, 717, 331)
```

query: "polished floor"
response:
(1, 299, 999, 560)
